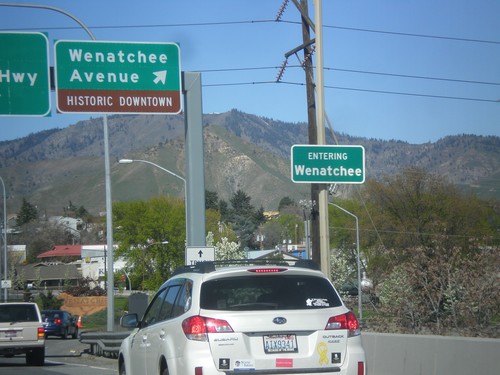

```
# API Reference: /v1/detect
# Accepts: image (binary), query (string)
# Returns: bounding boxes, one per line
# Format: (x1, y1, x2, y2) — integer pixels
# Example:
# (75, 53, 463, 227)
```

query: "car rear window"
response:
(200, 275, 342, 311)
(0, 305, 39, 323)
(41, 311, 62, 319)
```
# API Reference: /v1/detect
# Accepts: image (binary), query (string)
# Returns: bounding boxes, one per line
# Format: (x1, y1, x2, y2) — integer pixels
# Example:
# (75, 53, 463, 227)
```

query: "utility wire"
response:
(198, 64, 500, 86)
(2, 18, 499, 45)
(203, 80, 499, 103)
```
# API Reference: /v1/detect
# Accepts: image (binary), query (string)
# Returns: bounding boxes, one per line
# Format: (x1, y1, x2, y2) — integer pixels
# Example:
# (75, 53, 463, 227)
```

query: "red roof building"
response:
(37, 245, 82, 259)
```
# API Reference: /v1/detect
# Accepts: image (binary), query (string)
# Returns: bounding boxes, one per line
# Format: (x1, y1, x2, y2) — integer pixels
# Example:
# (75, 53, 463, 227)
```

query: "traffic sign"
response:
(185, 246, 215, 265)
(0, 32, 50, 116)
(54, 40, 181, 114)
(1, 280, 12, 289)
(291, 145, 365, 184)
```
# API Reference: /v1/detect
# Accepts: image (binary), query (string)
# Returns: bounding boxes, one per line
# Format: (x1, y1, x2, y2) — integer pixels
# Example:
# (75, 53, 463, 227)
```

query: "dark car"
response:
(41, 310, 78, 339)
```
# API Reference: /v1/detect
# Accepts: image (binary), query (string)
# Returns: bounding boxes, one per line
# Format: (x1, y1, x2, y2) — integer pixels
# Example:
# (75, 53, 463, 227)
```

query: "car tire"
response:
(62, 327, 68, 339)
(72, 327, 78, 339)
(160, 360, 169, 375)
(26, 347, 45, 366)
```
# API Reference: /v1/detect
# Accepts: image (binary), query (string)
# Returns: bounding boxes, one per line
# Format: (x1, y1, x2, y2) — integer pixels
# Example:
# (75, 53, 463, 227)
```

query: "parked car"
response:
(0, 302, 45, 366)
(41, 310, 78, 339)
(118, 260, 366, 375)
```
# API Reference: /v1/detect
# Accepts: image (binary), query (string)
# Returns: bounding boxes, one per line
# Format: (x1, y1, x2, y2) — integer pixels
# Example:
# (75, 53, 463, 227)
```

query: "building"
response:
(14, 263, 81, 289)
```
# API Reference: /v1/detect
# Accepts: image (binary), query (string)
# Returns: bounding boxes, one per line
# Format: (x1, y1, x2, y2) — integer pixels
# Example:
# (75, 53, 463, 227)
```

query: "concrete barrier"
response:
(362, 332, 499, 375)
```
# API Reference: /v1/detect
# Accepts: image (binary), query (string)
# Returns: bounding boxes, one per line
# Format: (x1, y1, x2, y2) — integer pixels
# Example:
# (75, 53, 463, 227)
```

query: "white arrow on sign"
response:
(153, 70, 167, 84)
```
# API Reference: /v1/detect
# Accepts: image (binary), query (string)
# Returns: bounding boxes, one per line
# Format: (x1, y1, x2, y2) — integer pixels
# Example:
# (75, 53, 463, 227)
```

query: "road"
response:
(0, 336, 118, 375)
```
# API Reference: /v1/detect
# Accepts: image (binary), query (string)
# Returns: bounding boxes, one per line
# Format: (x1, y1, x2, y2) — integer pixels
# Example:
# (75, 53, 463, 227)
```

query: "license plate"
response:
(263, 334, 298, 353)
(2, 330, 18, 338)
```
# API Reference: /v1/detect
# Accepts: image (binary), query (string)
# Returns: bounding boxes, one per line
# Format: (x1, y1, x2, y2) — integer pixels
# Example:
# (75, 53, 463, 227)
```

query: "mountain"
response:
(0, 109, 498, 215)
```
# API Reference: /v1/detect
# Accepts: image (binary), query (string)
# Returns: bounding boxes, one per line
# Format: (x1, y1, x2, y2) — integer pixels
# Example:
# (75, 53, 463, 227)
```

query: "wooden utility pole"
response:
(278, 0, 330, 272)
(300, 0, 321, 265)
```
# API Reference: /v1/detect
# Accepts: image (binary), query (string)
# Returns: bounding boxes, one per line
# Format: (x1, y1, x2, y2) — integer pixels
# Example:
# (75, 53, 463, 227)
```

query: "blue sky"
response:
(0, 0, 499, 144)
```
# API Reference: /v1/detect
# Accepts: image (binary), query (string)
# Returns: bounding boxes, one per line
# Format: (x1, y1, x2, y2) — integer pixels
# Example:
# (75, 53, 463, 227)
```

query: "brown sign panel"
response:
(57, 89, 181, 113)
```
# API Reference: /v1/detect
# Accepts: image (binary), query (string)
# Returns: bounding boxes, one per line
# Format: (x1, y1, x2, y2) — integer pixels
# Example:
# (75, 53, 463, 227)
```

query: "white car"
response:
(118, 260, 366, 375)
(0, 302, 45, 366)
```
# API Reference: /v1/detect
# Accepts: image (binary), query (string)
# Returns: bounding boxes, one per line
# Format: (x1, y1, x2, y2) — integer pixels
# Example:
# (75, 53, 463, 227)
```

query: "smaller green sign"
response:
(291, 145, 365, 184)
(0, 32, 50, 116)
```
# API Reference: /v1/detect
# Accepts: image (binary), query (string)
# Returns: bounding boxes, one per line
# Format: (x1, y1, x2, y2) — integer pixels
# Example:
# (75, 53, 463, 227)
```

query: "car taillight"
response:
(37, 327, 45, 340)
(182, 315, 233, 341)
(325, 311, 360, 337)
(358, 361, 365, 375)
(247, 268, 287, 273)
(54, 318, 62, 324)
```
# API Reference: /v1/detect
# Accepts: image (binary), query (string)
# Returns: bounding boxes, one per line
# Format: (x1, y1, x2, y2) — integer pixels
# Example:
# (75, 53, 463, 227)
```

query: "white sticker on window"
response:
(306, 298, 330, 307)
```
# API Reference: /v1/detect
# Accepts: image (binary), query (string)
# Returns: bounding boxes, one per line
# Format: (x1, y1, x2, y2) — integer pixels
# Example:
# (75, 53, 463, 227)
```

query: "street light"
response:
(329, 203, 363, 322)
(118, 159, 188, 241)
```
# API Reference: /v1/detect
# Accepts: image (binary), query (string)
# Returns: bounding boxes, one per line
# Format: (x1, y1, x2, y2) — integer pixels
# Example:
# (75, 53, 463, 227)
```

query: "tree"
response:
(16, 198, 38, 226)
(359, 167, 499, 335)
(230, 190, 254, 216)
(36, 291, 63, 310)
(229, 190, 258, 249)
(113, 196, 186, 291)
(205, 208, 238, 244)
(205, 190, 219, 210)
(206, 232, 243, 261)
(278, 196, 296, 211)
(16, 220, 74, 263)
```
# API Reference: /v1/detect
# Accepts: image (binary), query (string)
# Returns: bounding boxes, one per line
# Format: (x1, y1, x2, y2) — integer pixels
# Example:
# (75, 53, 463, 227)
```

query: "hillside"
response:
(0, 109, 498, 215)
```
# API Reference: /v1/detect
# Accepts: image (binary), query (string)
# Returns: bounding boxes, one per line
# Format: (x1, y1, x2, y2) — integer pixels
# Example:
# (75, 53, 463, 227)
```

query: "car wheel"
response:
(119, 362, 127, 375)
(26, 347, 45, 366)
(72, 327, 78, 339)
(62, 327, 68, 339)
(160, 360, 169, 375)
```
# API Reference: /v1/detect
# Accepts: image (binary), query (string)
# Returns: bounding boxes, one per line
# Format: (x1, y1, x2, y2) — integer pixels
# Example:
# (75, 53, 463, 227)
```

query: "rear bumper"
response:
(43, 325, 67, 335)
(0, 343, 45, 356)
(168, 348, 365, 375)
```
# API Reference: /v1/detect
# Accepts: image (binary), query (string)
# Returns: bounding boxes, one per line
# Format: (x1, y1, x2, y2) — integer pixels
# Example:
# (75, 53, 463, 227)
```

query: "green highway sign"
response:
(54, 40, 181, 114)
(0, 32, 50, 116)
(291, 145, 365, 184)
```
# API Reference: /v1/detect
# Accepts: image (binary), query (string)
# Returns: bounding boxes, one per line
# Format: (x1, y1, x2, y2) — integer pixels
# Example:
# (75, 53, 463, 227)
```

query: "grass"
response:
(80, 297, 129, 331)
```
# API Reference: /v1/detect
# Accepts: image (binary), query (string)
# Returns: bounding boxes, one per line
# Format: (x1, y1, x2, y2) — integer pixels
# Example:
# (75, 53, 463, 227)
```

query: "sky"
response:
(0, 0, 499, 144)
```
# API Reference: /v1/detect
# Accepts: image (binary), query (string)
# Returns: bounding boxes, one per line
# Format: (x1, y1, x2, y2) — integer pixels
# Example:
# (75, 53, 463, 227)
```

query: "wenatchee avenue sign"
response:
(54, 40, 181, 114)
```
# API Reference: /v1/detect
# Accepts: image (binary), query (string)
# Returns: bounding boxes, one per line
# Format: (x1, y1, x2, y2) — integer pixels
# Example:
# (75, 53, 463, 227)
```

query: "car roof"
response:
(162, 259, 327, 288)
(173, 259, 320, 276)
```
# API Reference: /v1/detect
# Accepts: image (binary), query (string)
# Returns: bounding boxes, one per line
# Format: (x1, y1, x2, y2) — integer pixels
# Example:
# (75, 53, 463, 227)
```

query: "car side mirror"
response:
(120, 313, 139, 329)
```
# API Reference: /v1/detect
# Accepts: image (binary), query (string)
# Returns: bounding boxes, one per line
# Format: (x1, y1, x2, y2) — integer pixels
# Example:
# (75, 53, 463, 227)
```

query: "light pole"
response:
(299, 199, 316, 259)
(329, 203, 363, 322)
(118, 159, 188, 242)
(0, 176, 6, 302)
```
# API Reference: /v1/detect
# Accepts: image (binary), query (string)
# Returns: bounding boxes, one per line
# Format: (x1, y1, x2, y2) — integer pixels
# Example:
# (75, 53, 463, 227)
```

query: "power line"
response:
(322, 84, 499, 103)
(202, 79, 499, 103)
(323, 67, 500, 87)
(2, 18, 498, 45)
(326, 24, 500, 45)
(198, 64, 500, 86)
(3, 16, 498, 102)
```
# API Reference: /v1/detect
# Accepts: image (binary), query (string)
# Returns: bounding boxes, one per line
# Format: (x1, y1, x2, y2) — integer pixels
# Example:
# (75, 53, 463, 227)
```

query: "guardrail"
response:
(79, 331, 130, 358)
(79, 329, 499, 374)
(362, 332, 499, 375)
